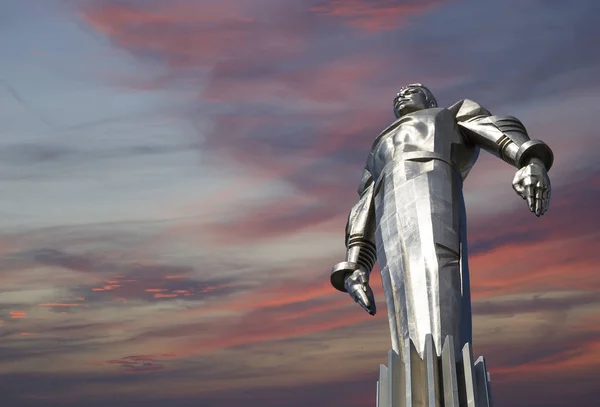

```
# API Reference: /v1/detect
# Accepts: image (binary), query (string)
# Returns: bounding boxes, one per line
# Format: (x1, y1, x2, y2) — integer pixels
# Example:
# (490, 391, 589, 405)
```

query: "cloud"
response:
(80, 0, 311, 84)
(406, 0, 600, 106)
(2, 1, 599, 406)
(74, 0, 600, 259)
(473, 291, 600, 318)
(0, 246, 238, 311)
(468, 170, 600, 255)
(102, 353, 176, 374)
(311, 0, 444, 31)
(0, 142, 187, 168)
(75, 0, 600, 256)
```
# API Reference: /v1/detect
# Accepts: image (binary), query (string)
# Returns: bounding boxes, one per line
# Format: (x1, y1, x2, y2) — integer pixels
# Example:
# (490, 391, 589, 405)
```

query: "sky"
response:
(0, 0, 599, 406)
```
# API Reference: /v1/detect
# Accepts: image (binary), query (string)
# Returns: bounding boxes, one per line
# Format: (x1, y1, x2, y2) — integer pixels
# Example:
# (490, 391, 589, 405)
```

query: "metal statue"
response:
(330, 84, 553, 406)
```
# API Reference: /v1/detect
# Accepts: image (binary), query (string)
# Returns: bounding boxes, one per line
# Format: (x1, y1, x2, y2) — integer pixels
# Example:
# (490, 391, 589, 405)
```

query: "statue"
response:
(330, 84, 553, 407)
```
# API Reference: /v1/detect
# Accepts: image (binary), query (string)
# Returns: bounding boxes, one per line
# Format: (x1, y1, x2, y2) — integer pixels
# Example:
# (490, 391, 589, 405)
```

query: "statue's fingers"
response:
(347, 285, 358, 302)
(512, 175, 520, 190)
(350, 285, 370, 310)
(366, 301, 376, 315)
(513, 180, 526, 199)
(358, 271, 368, 285)
(512, 170, 525, 185)
(365, 285, 376, 315)
(535, 184, 543, 216)
(526, 186, 535, 211)
(539, 188, 546, 215)
(357, 294, 373, 315)
(512, 182, 523, 197)
(541, 199, 548, 215)
(542, 188, 551, 214)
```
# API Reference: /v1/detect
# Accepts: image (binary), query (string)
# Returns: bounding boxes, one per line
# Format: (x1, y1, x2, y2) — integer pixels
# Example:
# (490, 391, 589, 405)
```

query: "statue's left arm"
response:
(330, 168, 378, 315)
(450, 99, 554, 216)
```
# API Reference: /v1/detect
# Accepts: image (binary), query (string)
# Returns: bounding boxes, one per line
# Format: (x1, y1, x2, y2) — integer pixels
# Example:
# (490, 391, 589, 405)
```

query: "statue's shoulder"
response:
(447, 99, 491, 121)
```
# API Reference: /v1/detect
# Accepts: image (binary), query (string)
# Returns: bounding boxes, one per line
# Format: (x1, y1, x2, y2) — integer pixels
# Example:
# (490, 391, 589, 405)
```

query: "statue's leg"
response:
(374, 159, 491, 407)
(374, 159, 463, 360)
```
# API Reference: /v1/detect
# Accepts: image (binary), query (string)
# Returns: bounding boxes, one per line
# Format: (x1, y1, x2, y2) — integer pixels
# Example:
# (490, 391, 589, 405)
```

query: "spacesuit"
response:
(330, 84, 553, 406)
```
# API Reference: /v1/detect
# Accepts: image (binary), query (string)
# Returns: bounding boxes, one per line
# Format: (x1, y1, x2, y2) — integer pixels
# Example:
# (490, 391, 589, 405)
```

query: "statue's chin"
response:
(396, 104, 425, 117)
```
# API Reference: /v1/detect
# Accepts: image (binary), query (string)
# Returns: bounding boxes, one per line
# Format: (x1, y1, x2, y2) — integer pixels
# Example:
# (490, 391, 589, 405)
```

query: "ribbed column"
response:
(376, 336, 492, 407)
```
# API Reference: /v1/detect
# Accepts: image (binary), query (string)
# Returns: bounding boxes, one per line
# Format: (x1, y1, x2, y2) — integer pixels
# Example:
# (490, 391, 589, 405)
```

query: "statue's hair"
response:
(393, 83, 438, 117)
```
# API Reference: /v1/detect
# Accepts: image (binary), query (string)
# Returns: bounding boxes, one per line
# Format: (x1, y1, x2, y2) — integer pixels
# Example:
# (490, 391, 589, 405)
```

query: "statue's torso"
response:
(367, 108, 479, 183)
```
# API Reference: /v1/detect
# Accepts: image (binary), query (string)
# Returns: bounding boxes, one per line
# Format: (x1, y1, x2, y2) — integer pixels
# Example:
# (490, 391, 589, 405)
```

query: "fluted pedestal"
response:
(376, 335, 492, 407)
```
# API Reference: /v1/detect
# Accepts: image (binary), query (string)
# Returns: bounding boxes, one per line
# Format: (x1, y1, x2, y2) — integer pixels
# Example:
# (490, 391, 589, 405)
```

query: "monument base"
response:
(376, 335, 492, 407)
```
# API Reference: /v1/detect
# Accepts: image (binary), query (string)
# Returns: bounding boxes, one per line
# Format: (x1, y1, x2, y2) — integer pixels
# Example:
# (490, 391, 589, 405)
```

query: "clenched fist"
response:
(344, 267, 376, 316)
(512, 157, 551, 217)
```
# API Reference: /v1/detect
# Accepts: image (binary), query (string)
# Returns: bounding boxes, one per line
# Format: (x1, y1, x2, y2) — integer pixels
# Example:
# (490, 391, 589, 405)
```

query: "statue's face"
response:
(394, 87, 430, 117)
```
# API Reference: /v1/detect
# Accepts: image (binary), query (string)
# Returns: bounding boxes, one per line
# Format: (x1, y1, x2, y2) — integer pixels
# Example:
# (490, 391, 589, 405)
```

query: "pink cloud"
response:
(80, 0, 309, 85)
(311, 0, 445, 31)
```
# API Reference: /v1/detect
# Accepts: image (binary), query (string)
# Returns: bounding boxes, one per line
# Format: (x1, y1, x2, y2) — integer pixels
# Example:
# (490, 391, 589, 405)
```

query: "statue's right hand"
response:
(512, 158, 551, 217)
(344, 268, 376, 316)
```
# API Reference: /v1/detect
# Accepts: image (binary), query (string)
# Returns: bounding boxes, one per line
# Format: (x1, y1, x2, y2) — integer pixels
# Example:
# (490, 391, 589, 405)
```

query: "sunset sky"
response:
(1, 1, 599, 406)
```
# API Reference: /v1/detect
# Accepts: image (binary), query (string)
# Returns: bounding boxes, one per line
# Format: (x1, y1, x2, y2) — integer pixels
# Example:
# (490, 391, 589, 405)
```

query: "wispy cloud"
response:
(1, 0, 599, 406)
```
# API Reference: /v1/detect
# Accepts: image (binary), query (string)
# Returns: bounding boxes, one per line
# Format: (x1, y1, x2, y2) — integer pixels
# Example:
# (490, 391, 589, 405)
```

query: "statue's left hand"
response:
(512, 158, 551, 217)
(344, 268, 376, 316)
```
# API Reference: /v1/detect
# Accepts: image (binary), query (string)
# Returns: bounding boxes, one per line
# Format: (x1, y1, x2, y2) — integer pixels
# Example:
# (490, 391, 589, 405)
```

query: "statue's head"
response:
(393, 83, 438, 118)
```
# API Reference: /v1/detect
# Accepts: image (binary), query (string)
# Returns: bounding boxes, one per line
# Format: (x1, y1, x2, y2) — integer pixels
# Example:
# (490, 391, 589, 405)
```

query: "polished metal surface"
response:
(331, 84, 553, 405)
(474, 356, 493, 407)
(461, 341, 478, 407)
(376, 363, 389, 407)
(441, 336, 459, 407)
(376, 335, 492, 407)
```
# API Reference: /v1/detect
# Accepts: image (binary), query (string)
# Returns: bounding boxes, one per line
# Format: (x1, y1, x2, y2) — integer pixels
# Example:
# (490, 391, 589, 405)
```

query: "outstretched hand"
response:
(344, 268, 376, 316)
(512, 158, 551, 217)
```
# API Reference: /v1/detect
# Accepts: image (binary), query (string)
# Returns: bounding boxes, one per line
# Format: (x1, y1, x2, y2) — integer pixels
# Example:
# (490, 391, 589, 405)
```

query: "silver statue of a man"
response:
(330, 84, 553, 406)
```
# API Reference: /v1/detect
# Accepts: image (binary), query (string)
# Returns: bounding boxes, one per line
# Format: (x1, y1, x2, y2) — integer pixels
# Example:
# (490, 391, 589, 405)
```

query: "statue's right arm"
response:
(450, 99, 553, 216)
(449, 99, 553, 170)
(329, 168, 377, 293)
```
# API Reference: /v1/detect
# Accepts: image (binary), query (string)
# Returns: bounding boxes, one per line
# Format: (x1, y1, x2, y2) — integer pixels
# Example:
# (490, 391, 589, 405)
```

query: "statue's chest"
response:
(390, 109, 459, 149)
(367, 109, 480, 182)
(370, 109, 462, 165)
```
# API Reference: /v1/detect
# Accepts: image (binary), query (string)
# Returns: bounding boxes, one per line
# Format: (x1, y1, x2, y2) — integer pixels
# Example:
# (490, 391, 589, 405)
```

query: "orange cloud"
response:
(38, 303, 82, 307)
(227, 279, 337, 311)
(469, 232, 600, 300)
(154, 293, 178, 298)
(10, 311, 27, 319)
(91, 284, 120, 291)
(276, 297, 352, 321)
(151, 219, 599, 358)
(145, 270, 385, 357)
(177, 304, 374, 357)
